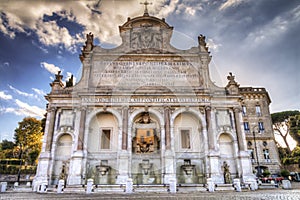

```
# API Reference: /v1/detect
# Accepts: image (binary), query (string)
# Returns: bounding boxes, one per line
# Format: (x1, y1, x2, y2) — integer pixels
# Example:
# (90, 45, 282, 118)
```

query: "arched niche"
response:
(173, 112, 203, 152)
(52, 134, 73, 185)
(218, 133, 237, 180)
(132, 112, 161, 154)
(87, 112, 119, 152)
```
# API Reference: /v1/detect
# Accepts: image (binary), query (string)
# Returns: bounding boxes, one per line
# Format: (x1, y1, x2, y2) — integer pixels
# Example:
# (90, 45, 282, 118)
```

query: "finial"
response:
(226, 72, 240, 88)
(141, 0, 152, 16)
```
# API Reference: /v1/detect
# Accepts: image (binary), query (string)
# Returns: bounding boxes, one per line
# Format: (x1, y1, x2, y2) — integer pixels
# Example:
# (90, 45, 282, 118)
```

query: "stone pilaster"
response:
(205, 106, 215, 150)
(45, 107, 57, 152)
(122, 107, 129, 150)
(77, 107, 86, 150)
(164, 106, 171, 150)
(233, 107, 246, 151)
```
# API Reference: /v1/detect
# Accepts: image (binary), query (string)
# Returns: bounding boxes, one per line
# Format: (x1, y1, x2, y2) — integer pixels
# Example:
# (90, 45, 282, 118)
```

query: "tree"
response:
(0, 140, 15, 159)
(290, 114, 300, 144)
(0, 139, 15, 150)
(271, 110, 300, 153)
(14, 117, 43, 165)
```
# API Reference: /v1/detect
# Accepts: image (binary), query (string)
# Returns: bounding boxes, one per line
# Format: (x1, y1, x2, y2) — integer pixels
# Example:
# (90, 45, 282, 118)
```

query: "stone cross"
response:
(141, 0, 152, 16)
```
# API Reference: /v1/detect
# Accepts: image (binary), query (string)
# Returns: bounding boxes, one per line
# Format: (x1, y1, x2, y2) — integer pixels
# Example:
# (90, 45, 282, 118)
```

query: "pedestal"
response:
(282, 180, 292, 189)
(86, 179, 94, 194)
(233, 178, 241, 192)
(57, 179, 64, 193)
(0, 182, 7, 192)
(207, 178, 215, 192)
(125, 178, 133, 193)
(169, 178, 176, 193)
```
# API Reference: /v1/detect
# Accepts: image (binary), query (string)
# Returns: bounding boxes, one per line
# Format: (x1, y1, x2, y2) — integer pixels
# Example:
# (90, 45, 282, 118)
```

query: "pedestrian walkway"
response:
(1, 190, 300, 200)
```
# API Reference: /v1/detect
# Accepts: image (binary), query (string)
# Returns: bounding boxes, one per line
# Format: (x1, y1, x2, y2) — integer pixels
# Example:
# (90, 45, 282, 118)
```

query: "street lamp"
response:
(252, 126, 261, 177)
(17, 143, 23, 183)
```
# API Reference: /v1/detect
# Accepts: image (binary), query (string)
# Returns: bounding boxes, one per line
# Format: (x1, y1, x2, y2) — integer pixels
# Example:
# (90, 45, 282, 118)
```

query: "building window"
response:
(244, 122, 250, 133)
(242, 105, 247, 116)
(101, 129, 111, 149)
(263, 149, 270, 160)
(256, 105, 261, 116)
(249, 149, 255, 159)
(258, 122, 264, 133)
(181, 129, 191, 149)
(247, 141, 252, 146)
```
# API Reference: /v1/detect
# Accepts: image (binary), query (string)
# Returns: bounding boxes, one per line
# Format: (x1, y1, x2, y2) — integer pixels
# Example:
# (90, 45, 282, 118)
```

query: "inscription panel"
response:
(91, 60, 201, 88)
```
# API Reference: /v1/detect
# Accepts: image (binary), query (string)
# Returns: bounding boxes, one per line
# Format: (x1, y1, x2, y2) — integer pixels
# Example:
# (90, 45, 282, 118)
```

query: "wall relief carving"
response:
(130, 25, 162, 50)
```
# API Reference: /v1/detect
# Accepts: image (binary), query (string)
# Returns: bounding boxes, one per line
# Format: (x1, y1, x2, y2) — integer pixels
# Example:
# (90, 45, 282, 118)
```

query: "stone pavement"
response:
(1, 182, 300, 200)
(2, 190, 300, 200)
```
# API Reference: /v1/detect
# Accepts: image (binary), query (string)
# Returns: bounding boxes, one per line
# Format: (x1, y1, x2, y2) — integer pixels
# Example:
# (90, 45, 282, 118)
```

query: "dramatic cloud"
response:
(244, 4, 300, 48)
(0, 99, 45, 118)
(32, 88, 46, 96)
(40, 62, 61, 74)
(35, 20, 82, 53)
(0, 0, 183, 48)
(219, 0, 246, 11)
(0, 91, 12, 100)
(15, 99, 45, 117)
(8, 85, 34, 98)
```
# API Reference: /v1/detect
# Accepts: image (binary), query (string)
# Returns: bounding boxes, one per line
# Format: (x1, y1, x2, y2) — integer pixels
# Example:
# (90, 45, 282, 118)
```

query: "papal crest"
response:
(130, 26, 162, 50)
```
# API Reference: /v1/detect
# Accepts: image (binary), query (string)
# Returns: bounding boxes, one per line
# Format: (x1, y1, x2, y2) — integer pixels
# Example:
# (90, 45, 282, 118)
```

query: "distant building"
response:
(34, 8, 280, 190)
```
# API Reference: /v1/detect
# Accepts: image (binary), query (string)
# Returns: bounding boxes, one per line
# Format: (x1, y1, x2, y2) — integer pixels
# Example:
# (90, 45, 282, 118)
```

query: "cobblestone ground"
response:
(1, 190, 300, 200)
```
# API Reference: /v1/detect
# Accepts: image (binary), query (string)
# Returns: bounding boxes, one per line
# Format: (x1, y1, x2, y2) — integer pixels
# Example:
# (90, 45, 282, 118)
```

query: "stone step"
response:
(258, 183, 277, 189)
(215, 184, 235, 191)
(62, 185, 85, 193)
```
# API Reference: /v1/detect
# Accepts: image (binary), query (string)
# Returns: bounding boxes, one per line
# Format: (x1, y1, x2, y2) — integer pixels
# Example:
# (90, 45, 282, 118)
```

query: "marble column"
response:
(164, 107, 171, 150)
(205, 106, 215, 150)
(233, 107, 246, 151)
(45, 107, 57, 152)
(77, 107, 86, 150)
(122, 107, 128, 150)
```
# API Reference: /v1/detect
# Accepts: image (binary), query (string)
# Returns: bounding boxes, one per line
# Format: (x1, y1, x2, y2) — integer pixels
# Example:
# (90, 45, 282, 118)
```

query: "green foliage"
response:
(291, 146, 300, 157)
(263, 170, 271, 177)
(0, 163, 37, 174)
(0, 140, 15, 150)
(280, 169, 290, 177)
(14, 117, 43, 165)
(290, 115, 300, 144)
(282, 146, 300, 165)
(271, 110, 300, 123)
(277, 147, 289, 160)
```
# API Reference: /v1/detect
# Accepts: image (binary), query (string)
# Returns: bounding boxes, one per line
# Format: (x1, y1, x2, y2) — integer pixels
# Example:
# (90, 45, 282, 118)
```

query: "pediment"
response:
(118, 15, 173, 53)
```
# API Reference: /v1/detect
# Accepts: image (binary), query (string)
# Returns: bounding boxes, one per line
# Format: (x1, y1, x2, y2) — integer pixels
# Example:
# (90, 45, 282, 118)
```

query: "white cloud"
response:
(35, 20, 82, 53)
(3, 62, 9, 67)
(219, 0, 246, 11)
(0, 91, 12, 100)
(0, 99, 45, 118)
(32, 88, 46, 96)
(8, 85, 34, 98)
(244, 5, 300, 48)
(15, 99, 45, 117)
(207, 38, 222, 52)
(0, 0, 181, 48)
(40, 62, 61, 74)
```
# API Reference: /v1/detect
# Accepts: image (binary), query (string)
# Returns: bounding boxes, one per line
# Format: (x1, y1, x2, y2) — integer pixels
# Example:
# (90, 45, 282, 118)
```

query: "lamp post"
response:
(252, 127, 261, 177)
(17, 143, 23, 183)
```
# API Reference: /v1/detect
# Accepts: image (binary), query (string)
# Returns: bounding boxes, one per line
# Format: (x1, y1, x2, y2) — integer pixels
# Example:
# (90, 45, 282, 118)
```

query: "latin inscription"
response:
(92, 61, 200, 87)
(82, 97, 209, 104)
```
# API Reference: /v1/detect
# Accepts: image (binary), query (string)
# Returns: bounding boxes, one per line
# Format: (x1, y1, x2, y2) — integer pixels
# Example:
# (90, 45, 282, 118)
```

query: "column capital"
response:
(233, 106, 241, 113)
(47, 106, 57, 112)
(80, 106, 87, 111)
(205, 105, 211, 111)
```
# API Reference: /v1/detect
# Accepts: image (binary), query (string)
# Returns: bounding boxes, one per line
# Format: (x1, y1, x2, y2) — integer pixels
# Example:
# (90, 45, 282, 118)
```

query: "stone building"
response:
(34, 9, 280, 189)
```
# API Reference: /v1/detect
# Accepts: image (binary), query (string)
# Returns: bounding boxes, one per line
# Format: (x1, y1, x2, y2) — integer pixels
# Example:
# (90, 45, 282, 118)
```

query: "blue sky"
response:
(0, 0, 299, 141)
